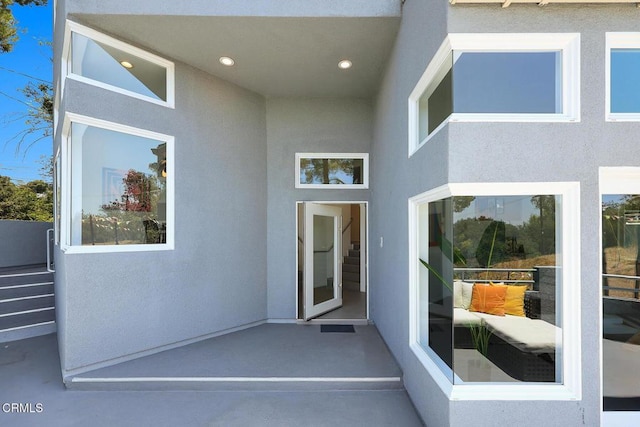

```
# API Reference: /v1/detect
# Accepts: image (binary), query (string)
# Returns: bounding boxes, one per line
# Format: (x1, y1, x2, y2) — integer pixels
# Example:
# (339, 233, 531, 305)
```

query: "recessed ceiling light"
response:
(120, 60, 134, 69)
(338, 59, 352, 70)
(219, 56, 235, 67)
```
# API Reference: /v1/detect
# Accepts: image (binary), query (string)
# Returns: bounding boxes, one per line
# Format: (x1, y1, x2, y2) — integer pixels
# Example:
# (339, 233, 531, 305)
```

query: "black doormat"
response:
(603, 397, 640, 411)
(320, 324, 355, 333)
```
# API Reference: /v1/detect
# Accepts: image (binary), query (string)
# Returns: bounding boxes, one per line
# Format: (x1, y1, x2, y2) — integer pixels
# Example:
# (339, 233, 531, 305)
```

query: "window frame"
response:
(62, 20, 175, 108)
(408, 33, 581, 157)
(599, 167, 640, 424)
(606, 33, 640, 122)
(295, 153, 369, 189)
(408, 181, 582, 400)
(61, 113, 175, 254)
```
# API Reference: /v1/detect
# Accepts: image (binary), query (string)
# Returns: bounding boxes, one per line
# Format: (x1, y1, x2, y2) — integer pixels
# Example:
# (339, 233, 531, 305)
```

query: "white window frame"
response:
(408, 33, 581, 157)
(606, 33, 640, 122)
(62, 20, 175, 108)
(61, 113, 175, 254)
(408, 181, 581, 400)
(295, 153, 369, 189)
(599, 167, 640, 426)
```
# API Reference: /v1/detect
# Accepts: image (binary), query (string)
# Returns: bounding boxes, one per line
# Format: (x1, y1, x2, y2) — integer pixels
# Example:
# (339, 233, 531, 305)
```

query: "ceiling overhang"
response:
(450, 0, 640, 7)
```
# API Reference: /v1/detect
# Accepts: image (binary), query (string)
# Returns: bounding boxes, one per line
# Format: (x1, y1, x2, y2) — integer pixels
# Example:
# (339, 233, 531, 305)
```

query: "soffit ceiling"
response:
(74, 15, 401, 98)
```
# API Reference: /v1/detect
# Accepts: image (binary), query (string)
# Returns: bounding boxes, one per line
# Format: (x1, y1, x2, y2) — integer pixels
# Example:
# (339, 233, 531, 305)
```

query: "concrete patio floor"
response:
(0, 326, 425, 426)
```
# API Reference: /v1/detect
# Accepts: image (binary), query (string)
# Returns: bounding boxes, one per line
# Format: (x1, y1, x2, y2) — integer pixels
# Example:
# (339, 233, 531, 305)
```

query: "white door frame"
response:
(296, 201, 369, 321)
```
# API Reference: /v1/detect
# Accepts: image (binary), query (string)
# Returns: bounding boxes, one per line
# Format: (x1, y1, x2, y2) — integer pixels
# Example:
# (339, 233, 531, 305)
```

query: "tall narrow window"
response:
(601, 192, 640, 411)
(64, 115, 174, 252)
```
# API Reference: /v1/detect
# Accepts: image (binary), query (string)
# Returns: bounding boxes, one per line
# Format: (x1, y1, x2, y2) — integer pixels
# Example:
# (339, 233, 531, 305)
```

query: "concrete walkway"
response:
(0, 329, 425, 426)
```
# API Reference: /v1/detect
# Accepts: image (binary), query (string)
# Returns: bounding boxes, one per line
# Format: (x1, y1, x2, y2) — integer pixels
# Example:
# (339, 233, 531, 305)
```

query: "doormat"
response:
(320, 324, 355, 333)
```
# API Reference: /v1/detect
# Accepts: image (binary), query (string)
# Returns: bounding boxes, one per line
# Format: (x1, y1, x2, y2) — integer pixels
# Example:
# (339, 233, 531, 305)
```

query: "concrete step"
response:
(0, 271, 53, 287)
(343, 271, 360, 283)
(343, 263, 360, 273)
(0, 282, 54, 300)
(66, 376, 404, 392)
(0, 307, 55, 331)
(0, 294, 55, 315)
(344, 256, 360, 265)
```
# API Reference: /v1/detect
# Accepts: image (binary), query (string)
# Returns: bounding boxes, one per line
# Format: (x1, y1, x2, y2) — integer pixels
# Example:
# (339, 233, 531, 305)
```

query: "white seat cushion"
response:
(481, 315, 560, 354)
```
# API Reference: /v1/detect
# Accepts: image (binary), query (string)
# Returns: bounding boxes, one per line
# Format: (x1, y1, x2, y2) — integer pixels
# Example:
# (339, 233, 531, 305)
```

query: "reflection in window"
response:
(296, 154, 368, 188)
(418, 51, 562, 143)
(602, 194, 640, 411)
(70, 31, 168, 103)
(610, 49, 640, 114)
(70, 123, 169, 246)
(419, 195, 562, 383)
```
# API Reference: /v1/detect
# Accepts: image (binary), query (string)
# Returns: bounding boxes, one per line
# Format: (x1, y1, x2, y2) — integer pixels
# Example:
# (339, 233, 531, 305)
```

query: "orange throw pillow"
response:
(469, 284, 507, 316)
(491, 283, 527, 317)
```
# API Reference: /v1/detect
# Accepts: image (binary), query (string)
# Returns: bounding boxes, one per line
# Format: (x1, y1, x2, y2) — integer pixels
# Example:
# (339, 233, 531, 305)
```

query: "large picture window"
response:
(606, 33, 640, 121)
(409, 34, 580, 155)
(62, 114, 174, 252)
(409, 182, 581, 400)
(64, 21, 175, 108)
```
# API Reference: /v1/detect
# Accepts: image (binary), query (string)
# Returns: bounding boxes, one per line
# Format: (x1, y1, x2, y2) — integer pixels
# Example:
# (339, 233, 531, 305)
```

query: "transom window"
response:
(295, 153, 369, 189)
(409, 182, 581, 400)
(409, 33, 580, 156)
(606, 33, 640, 121)
(62, 114, 174, 253)
(64, 21, 175, 108)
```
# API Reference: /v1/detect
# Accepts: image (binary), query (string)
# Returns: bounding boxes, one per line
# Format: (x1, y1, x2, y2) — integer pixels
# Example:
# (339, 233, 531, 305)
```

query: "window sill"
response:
(62, 243, 174, 254)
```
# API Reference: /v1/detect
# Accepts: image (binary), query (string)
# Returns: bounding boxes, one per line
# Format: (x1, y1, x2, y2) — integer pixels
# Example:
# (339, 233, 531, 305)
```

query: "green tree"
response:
(0, 0, 47, 53)
(0, 174, 52, 221)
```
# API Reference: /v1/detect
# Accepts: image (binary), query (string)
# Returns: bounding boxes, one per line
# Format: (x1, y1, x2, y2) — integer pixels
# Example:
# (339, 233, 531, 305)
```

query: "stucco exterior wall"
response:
(369, 1, 451, 425)
(266, 98, 373, 320)
(55, 48, 268, 375)
(0, 221, 52, 268)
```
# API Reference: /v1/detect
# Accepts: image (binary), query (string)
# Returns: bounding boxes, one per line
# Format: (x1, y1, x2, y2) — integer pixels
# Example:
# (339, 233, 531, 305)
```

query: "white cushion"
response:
(481, 315, 560, 354)
(453, 280, 474, 309)
(453, 308, 483, 326)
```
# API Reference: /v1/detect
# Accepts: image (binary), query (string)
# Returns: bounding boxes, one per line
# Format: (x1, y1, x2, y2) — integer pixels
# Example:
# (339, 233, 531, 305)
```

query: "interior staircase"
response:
(343, 242, 361, 291)
(0, 265, 56, 342)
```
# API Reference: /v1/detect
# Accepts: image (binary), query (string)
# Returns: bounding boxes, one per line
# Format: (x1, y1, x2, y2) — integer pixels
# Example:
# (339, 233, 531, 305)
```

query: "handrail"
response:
(298, 216, 352, 247)
(46, 228, 55, 272)
(602, 273, 640, 298)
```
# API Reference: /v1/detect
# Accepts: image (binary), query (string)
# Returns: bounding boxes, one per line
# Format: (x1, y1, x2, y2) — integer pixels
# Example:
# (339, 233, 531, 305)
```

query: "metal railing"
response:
(453, 267, 535, 285)
(602, 273, 640, 299)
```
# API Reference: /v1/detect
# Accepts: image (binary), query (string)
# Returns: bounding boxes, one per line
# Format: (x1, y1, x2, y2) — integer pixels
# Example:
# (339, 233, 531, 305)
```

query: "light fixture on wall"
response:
(120, 60, 134, 69)
(219, 56, 235, 67)
(338, 59, 352, 70)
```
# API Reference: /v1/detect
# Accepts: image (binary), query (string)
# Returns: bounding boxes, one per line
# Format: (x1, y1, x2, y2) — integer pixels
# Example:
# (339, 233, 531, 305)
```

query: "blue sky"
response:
(0, 1, 52, 184)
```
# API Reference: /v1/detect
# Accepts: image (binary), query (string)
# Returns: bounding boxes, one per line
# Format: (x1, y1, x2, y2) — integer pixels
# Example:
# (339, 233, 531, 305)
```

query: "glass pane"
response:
(602, 194, 640, 411)
(418, 54, 453, 141)
(299, 158, 364, 185)
(71, 32, 167, 102)
(451, 195, 561, 383)
(313, 214, 335, 305)
(611, 49, 640, 113)
(453, 51, 562, 114)
(71, 123, 168, 246)
(419, 199, 454, 374)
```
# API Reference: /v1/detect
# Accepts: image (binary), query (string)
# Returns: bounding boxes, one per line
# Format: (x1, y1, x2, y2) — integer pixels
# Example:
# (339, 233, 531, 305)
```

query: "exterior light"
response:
(338, 59, 352, 70)
(219, 56, 235, 67)
(120, 60, 134, 69)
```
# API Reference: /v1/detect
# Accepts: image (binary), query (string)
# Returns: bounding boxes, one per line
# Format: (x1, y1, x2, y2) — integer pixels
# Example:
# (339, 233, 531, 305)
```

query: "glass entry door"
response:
(304, 203, 343, 320)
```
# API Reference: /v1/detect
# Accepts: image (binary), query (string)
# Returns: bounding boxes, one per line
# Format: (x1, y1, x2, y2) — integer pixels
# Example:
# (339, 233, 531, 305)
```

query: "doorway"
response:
(297, 202, 367, 321)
